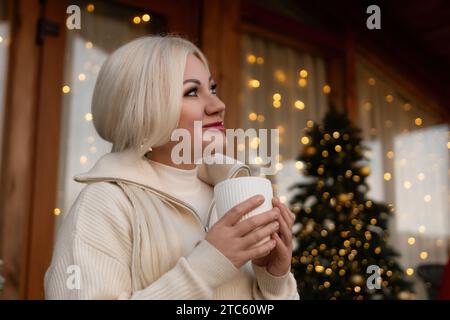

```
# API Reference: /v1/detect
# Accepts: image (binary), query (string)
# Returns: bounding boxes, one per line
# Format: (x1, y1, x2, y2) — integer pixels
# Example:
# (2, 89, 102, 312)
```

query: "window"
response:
(240, 33, 330, 201)
(356, 57, 449, 298)
(56, 0, 166, 227)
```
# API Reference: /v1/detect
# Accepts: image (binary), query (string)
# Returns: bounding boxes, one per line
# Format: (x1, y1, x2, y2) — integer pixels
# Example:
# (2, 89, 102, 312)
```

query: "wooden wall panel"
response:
(0, 0, 41, 300)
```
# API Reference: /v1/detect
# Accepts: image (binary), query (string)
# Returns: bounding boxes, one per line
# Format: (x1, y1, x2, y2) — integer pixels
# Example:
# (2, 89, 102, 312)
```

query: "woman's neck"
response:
(146, 151, 197, 170)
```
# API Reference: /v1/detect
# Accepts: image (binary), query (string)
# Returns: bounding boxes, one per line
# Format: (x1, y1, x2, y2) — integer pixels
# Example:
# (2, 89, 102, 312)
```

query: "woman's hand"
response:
(205, 195, 281, 269)
(251, 197, 296, 276)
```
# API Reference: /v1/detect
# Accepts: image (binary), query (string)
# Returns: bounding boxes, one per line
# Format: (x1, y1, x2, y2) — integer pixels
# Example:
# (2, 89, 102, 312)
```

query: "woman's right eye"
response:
(184, 88, 198, 97)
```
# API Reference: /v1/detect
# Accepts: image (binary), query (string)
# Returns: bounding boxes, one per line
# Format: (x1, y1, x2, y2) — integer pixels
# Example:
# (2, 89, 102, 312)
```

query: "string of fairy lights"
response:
(245, 52, 332, 187)
(363, 74, 449, 278)
(243, 50, 450, 283)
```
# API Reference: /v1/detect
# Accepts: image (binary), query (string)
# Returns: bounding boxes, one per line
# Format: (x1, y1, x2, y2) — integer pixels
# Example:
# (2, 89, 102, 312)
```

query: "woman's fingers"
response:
(272, 232, 288, 254)
(279, 203, 294, 227)
(272, 197, 295, 226)
(276, 209, 292, 248)
(269, 197, 293, 249)
(241, 220, 279, 248)
(282, 203, 295, 226)
(234, 208, 280, 237)
(243, 238, 277, 261)
(284, 204, 296, 225)
(222, 195, 265, 226)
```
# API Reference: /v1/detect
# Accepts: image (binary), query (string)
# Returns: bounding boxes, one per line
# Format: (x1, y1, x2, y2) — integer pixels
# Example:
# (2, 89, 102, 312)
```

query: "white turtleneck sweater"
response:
(147, 159, 214, 226)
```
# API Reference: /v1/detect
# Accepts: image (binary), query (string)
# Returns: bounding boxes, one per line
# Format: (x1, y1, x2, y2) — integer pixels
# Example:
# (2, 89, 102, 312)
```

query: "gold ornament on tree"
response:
(350, 274, 364, 286)
(337, 193, 352, 203)
(360, 166, 371, 177)
(305, 220, 315, 233)
(303, 146, 317, 157)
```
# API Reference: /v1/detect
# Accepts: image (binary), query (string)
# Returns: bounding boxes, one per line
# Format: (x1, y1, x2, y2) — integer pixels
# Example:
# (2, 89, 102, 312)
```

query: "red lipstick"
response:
(202, 121, 225, 130)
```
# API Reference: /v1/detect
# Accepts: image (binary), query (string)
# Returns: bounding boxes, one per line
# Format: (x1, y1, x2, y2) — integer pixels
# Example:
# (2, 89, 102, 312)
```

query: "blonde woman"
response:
(44, 35, 299, 300)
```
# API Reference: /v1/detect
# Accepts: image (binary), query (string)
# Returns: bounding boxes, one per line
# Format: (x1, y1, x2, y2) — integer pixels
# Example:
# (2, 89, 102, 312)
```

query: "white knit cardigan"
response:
(44, 150, 300, 300)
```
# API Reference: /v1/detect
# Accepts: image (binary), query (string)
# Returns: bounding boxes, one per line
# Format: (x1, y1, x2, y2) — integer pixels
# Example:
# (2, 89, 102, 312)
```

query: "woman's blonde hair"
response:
(92, 35, 210, 154)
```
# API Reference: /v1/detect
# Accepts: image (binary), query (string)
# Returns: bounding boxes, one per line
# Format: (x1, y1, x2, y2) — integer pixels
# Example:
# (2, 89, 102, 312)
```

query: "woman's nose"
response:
(205, 97, 226, 116)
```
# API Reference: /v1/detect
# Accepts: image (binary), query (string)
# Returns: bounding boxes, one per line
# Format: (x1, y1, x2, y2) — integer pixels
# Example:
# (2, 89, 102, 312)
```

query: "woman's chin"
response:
(201, 142, 226, 155)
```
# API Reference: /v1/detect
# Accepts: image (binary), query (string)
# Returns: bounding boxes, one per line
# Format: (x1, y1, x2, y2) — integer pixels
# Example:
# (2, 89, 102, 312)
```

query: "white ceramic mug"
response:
(214, 176, 274, 247)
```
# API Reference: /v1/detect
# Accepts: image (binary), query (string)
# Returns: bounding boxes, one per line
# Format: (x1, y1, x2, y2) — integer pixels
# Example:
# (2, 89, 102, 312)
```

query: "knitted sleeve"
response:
(44, 182, 239, 300)
(251, 262, 300, 300)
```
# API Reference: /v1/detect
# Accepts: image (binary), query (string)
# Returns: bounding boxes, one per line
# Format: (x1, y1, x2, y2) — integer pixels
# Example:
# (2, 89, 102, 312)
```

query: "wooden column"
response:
(326, 57, 345, 112)
(201, 0, 241, 129)
(344, 25, 358, 125)
(25, 0, 68, 299)
(0, 0, 41, 300)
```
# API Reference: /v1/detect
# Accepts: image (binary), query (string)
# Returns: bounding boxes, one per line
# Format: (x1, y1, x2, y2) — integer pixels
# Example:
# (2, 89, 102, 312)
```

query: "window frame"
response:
(0, 0, 201, 299)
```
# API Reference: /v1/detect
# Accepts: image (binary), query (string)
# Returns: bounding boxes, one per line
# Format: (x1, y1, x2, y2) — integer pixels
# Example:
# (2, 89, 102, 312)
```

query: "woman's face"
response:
(151, 53, 226, 166)
(179, 54, 226, 155)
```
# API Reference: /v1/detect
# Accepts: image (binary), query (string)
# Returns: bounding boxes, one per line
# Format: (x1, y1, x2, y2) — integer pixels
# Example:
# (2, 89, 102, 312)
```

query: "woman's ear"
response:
(144, 148, 153, 158)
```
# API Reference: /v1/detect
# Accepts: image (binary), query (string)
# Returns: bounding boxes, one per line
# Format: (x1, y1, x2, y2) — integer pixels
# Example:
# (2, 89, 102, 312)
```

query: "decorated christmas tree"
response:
(289, 105, 414, 300)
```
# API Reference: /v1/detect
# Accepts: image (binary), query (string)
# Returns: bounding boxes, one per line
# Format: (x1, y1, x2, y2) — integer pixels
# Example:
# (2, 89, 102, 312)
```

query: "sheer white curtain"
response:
(240, 33, 329, 203)
(356, 57, 449, 298)
(57, 33, 112, 222)
(56, 1, 164, 229)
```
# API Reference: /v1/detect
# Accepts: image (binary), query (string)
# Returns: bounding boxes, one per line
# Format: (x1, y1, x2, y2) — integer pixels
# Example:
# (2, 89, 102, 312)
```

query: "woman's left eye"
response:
(210, 84, 217, 95)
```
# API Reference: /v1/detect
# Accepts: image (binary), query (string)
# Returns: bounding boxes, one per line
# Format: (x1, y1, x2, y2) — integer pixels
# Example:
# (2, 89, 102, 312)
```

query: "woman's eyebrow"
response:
(183, 76, 214, 85)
